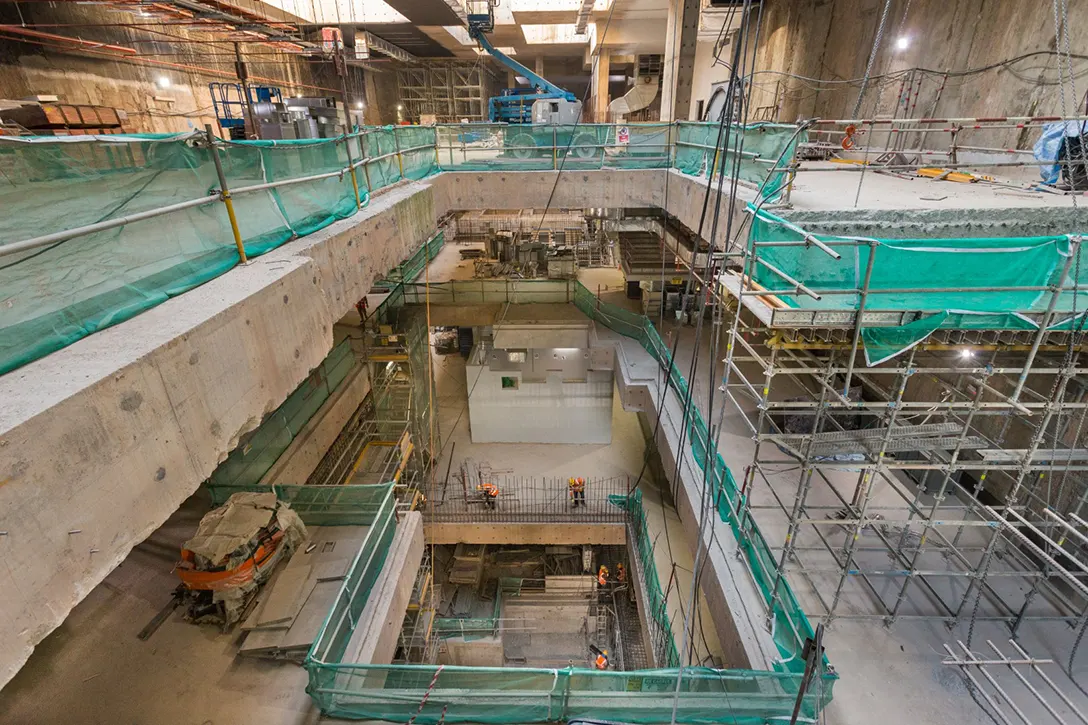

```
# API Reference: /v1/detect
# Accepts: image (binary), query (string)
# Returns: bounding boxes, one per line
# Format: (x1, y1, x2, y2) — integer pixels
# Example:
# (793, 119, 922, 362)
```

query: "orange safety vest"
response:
(617, 565, 626, 583)
(597, 568, 608, 587)
(594, 654, 608, 670)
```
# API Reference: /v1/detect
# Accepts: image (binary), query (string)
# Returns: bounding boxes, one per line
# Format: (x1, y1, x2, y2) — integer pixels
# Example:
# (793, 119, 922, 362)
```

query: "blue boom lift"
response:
(467, 2, 602, 160)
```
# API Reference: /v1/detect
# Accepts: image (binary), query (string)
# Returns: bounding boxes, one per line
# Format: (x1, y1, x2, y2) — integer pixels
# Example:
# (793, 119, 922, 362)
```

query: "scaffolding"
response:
(396, 62, 498, 122)
(717, 208, 1088, 677)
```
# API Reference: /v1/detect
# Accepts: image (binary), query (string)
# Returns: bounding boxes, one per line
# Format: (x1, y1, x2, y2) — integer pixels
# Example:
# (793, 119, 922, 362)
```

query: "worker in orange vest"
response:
(616, 563, 626, 585)
(568, 477, 586, 507)
(595, 650, 609, 670)
(597, 564, 609, 588)
(476, 482, 499, 510)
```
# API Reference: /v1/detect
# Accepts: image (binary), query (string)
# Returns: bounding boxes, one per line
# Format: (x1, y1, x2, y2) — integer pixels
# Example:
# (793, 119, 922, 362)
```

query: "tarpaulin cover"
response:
(747, 205, 1088, 361)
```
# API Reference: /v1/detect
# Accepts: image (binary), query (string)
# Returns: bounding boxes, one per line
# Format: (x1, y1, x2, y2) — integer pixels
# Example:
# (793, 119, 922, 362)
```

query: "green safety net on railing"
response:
(0, 122, 799, 375)
(304, 663, 833, 724)
(308, 485, 399, 663)
(610, 490, 681, 667)
(748, 204, 1088, 362)
(206, 337, 355, 492)
(675, 122, 805, 195)
(209, 482, 393, 526)
(433, 123, 674, 171)
(572, 281, 829, 680)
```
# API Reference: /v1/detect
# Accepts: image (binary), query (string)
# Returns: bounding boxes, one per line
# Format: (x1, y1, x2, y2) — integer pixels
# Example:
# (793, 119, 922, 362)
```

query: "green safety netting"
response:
(675, 122, 804, 196)
(572, 281, 829, 680)
(611, 490, 681, 667)
(210, 482, 394, 526)
(1, 122, 800, 375)
(748, 205, 1088, 362)
(207, 338, 355, 492)
(0, 133, 366, 375)
(434, 123, 674, 171)
(304, 663, 833, 724)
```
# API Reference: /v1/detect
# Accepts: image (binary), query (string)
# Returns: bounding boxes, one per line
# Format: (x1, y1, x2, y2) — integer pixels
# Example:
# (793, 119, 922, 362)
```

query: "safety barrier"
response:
(0, 121, 802, 375)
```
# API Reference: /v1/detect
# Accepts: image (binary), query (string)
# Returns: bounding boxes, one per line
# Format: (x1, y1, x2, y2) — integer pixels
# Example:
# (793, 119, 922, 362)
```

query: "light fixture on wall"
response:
(396, 103, 404, 111)
(157, 76, 171, 89)
(895, 36, 910, 50)
(355, 101, 364, 109)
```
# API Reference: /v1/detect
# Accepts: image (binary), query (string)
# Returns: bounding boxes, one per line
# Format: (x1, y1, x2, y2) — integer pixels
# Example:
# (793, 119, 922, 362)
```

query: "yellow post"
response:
(393, 127, 405, 179)
(205, 124, 247, 263)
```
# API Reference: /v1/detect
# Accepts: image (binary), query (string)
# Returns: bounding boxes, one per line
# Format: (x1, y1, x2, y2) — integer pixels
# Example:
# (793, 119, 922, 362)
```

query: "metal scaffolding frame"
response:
(716, 217, 1088, 672)
(396, 62, 498, 122)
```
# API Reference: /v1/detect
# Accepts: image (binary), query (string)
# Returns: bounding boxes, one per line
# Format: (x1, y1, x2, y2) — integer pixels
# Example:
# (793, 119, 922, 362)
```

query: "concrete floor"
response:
(0, 488, 319, 725)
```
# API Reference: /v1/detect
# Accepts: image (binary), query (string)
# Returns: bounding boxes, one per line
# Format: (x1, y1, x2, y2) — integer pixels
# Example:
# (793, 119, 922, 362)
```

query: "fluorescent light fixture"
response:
(443, 25, 474, 45)
(157, 76, 171, 88)
(510, 0, 610, 10)
(896, 35, 910, 50)
(521, 23, 592, 44)
(257, 0, 407, 24)
(515, 75, 529, 84)
(474, 46, 517, 55)
(960, 348, 973, 359)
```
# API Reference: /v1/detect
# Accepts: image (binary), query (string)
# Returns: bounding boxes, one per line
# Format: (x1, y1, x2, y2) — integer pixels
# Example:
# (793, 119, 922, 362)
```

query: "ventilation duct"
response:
(608, 74, 659, 117)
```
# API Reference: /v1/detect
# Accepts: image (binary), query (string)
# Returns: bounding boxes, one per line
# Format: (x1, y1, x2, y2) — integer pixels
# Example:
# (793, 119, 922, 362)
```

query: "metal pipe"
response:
(985, 640, 1067, 724)
(755, 258, 822, 300)
(205, 125, 247, 263)
(0, 195, 219, 258)
(1007, 639, 1088, 725)
(942, 643, 1014, 725)
(840, 242, 877, 397)
(1042, 508, 1088, 548)
(1010, 235, 1080, 403)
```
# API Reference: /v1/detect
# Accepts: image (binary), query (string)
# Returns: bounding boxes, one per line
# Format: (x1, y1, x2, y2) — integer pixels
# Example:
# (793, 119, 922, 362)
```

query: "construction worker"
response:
(568, 477, 586, 507)
(591, 644, 610, 670)
(616, 563, 626, 585)
(476, 482, 499, 510)
(597, 564, 609, 588)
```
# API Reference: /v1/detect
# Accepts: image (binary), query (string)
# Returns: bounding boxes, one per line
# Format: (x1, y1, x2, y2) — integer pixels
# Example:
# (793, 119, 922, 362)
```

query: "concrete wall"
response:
(260, 364, 370, 487)
(736, 0, 1088, 149)
(0, 3, 399, 134)
(466, 366, 614, 445)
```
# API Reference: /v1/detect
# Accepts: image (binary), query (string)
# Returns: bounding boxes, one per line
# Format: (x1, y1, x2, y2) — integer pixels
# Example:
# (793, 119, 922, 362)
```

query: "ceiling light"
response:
(157, 76, 171, 88)
(960, 348, 973, 359)
(473, 46, 517, 55)
(521, 23, 593, 45)
(895, 36, 910, 50)
(355, 101, 364, 109)
(397, 103, 404, 110)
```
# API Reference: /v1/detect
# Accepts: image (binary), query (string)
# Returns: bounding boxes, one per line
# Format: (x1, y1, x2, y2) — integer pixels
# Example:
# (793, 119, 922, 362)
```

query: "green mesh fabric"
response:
(434, 123, 674, 171)
(207, 338, 355, 490)
(748, 205, 1088, 360)
(208, 482, 393, 525)
(0, 133, 366, 374)
(304, 663, 834, 723)
(611, 490, 681, 667)
(572, 281, 827, 678)
(1, 123, 801, 374)
(675, 122, 803, 196)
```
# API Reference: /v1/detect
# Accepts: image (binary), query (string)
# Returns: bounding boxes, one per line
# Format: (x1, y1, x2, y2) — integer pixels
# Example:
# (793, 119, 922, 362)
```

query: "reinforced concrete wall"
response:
(0, 168, 739, 687)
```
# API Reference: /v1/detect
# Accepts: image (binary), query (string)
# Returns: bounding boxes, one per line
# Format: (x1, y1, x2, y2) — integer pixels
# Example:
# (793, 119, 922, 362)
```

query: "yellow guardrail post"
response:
(205, 124, 247, 264)
(393, 127, 405, 180)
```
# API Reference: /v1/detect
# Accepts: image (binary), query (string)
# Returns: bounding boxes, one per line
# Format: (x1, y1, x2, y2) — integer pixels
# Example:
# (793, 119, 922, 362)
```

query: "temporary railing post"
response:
(841, 241, 877, 396)
(204, 124, 248, 263)
(393, 127, 405, 180)
(552, 126, 559, 170)
(335, 40, 363, 210)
